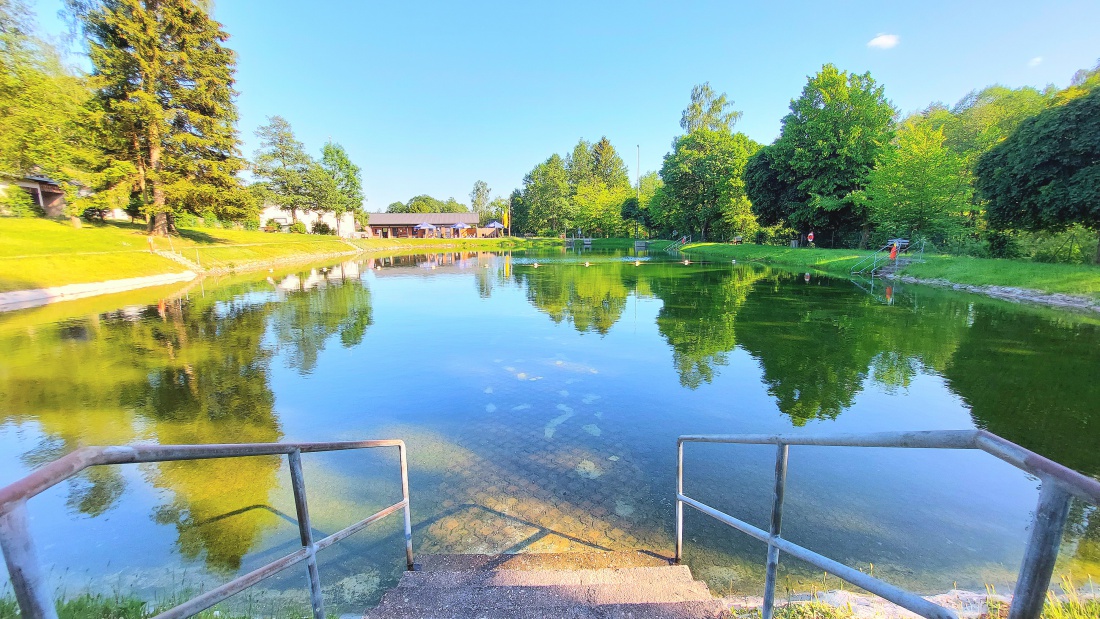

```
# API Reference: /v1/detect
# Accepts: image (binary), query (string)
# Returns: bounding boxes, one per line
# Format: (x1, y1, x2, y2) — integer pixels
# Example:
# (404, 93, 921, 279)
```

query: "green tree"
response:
(565, 139, 596, 191)
(680, 82, 742, 133)
(469, 179, 491, 222)
(659, 129, 760, 241)
(508, 189, 529, 234)
(320, 141, 364, 236)
(756, 64, 896, 246)
(974, 88, 1100, 263)
(521, 154, 571, 233)
(69, 0, 249, 234)
(252, 116, 313, 223)
(591, 136, 630, 188)
(855, 122, 970, 244)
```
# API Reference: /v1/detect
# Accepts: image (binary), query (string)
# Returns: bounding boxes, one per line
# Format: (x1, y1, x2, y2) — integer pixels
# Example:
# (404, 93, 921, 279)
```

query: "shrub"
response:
(0, 188, 40, 217)
(985, 230, 1023, 259)
(199, 209, 219, 228)
(311, 220, 333, 235)
(174, 211, 199, 228)
(288, 221, 308, 234)
(242, 218, 260, 231)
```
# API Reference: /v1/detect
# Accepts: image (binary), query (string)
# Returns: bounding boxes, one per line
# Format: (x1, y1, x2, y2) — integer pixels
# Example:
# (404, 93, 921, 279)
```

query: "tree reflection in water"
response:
(0, 262, 375, 571)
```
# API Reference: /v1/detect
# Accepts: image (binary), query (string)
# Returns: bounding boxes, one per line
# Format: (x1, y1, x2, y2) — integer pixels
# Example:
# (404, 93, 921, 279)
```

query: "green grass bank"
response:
(0, 219, 554, 292)
(680, 242, 1100, 300)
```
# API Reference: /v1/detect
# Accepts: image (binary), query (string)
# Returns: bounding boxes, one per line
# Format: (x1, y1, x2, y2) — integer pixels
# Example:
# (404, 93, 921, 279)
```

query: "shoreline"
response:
(679, 243, 1100, 315)
(0, 237, 547, 312)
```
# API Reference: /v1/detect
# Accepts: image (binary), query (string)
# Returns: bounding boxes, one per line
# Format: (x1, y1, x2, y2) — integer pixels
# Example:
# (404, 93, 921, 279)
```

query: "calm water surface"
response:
(1, 248, 1098, 615)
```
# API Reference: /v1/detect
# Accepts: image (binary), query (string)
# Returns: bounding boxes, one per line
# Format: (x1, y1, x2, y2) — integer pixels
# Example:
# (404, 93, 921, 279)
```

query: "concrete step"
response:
(372, 582, 715, 609)
(364, 600, 728, 619)
(416, 552, 671, 572)
(397, 565, 697, 589)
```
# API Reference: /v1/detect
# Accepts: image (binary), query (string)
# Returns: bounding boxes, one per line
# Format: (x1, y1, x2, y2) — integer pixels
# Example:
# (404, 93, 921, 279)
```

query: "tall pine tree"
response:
(67, 0, 251, 234)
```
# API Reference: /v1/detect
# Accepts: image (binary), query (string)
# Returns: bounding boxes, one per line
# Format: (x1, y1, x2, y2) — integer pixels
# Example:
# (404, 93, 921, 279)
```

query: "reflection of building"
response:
(366, 252, 487, 274)
(366, 213, 480, 238)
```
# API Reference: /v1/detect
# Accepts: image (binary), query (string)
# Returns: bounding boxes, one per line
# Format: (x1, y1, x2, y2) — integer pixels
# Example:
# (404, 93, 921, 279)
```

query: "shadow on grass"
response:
(175, 229, 231, 245)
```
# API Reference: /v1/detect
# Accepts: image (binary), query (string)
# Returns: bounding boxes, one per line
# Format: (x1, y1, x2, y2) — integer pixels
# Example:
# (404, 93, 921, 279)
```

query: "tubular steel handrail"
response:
(676, 430, 1100, 619)
(0, 440, 416, 619)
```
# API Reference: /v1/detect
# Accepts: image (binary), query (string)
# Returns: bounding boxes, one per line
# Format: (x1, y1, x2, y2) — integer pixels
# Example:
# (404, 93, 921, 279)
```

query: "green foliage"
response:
(680, 82, 742, 133)
(751, 64, 896, 246)
(320, 140, 364, 234)
(659, 129, 761, 241)
(288, 221, 307, 234)
(469, 179, 491, 221)
(0, 186, 38, 216)
(855, 122, 970, 244)
(591, 136, 630, 189)
(242, 217, 259, 231)
(514, 136, 636, 236)
(310, 220, 332, 235)
(521, 153, 572, 233)
(70, 0, 249, 230)
(387, 194, 469, 213)
(252, 116, 314, 222)
(975, 88, 1100, 262)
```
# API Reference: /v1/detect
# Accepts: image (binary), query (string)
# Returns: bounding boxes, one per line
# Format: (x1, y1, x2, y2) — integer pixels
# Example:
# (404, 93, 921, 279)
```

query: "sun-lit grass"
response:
(0, 218, 562, 291)
(682, 242, 1100, 299)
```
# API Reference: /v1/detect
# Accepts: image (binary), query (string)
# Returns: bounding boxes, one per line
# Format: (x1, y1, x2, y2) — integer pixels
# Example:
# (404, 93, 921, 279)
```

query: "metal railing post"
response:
(1008, 480, 1072, 619)
(675, 440, 684, 564)
(0, 501, 57, 619)
(398, 442, 415, 570)
(288, 450, 325, 619)
(762, 443, 789, 619)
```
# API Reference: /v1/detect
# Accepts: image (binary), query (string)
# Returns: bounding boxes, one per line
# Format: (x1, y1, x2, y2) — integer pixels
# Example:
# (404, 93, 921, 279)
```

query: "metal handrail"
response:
(0, 440, 415, 619)
(676, 430, 1100, 619)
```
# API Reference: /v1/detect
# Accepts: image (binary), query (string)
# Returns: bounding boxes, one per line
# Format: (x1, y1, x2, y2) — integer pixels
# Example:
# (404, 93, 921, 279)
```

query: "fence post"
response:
(0, 501, 57, 619)
(762, 444, 790, 619)
(398, 443, 415, 570)
(1008, 480, 1072, 619)
(675, 440, 684, 564)
(288, 450, 325, 619)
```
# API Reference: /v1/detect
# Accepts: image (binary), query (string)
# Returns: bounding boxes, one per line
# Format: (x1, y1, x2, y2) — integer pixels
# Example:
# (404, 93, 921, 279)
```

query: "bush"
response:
(199, 209, 219, 228)
(242, 218, 260, 231)
(985, 230, 1023, 259)
(311, 220, 333, 235)
(1025, 225, 1099, 265)
(174, 211, 199, 228)
(1, 188, 40, 217)
(288, 221, 307, 234)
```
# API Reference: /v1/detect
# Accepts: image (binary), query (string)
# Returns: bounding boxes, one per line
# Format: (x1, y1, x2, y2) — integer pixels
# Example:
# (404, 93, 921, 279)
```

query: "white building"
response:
(259, 202, 357, 237)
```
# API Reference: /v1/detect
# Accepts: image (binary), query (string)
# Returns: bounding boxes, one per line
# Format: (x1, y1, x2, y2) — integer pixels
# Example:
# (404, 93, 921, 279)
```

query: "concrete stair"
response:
(364, 552, 728, 619)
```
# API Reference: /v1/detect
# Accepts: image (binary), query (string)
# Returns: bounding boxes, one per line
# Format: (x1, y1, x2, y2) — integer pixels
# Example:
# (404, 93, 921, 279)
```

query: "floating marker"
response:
(634, 260, 640, 266)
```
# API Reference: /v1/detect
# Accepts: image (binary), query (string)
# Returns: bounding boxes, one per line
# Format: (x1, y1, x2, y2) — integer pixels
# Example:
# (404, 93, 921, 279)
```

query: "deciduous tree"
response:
(680, 82, 742, 134)
(975, 88, 1100, 263)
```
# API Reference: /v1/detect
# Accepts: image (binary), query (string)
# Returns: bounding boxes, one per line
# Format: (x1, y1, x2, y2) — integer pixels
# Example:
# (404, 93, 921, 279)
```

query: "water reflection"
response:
(1, 251, 1099, 606)
(0, 261, 375, 572)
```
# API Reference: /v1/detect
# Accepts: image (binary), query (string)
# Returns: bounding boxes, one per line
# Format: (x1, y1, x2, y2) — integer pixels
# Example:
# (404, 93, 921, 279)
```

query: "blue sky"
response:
(29, 0, 1100, 211)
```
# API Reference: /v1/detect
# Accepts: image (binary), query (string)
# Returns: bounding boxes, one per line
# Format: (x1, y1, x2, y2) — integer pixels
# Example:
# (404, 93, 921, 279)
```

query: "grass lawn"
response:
(0, 218, 562, 292)
(681, 242, 1100, 299)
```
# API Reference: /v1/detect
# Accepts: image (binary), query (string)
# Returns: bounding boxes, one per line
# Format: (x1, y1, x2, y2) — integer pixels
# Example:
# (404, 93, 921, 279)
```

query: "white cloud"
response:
(1028, 56, 1043, 67)
(867, 34, 899, 50)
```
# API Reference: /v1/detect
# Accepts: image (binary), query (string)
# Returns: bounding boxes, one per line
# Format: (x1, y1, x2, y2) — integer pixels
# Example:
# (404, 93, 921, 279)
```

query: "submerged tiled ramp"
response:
(364, 552, 728, 619)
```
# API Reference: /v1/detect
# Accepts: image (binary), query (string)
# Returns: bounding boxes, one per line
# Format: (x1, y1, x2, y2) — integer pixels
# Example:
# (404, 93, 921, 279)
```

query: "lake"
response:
(1, 248, 1097, 616)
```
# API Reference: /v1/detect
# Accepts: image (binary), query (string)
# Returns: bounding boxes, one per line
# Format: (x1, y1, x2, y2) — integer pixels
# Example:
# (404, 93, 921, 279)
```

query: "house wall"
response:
(259, 203, 356, 237)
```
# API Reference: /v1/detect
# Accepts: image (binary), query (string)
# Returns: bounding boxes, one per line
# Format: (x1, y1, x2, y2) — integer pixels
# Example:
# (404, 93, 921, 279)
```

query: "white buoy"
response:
(584, 261, 590, 267)
(533, 262, 539, 268)
(634, 260, 640, 266)
(731, 260, 737, 264)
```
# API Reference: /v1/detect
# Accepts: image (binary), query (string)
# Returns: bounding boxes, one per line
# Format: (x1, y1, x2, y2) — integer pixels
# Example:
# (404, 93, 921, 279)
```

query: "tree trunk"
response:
(148, 124, 168, 236)
(858, 224, 870, 249)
